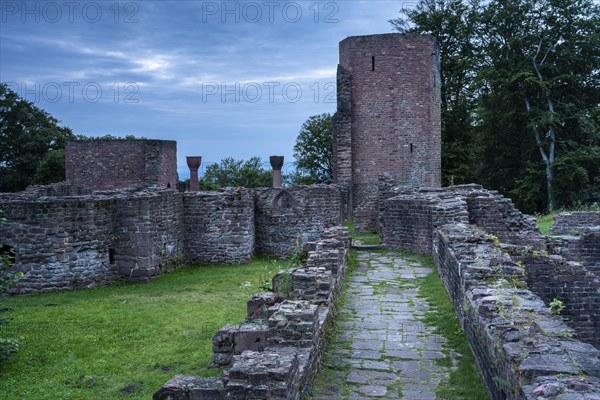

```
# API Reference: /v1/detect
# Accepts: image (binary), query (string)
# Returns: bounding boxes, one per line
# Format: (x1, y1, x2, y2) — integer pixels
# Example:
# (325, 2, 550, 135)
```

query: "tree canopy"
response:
(292, 113, 333, 184)
(391, 0, 600, 212)
(0, 83, 75, 192)
(199, 157, 272, 189)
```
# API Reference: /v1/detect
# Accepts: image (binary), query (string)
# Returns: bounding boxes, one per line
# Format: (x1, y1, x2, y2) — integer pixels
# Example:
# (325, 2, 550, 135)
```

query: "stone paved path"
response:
(311, 250, 457, 399)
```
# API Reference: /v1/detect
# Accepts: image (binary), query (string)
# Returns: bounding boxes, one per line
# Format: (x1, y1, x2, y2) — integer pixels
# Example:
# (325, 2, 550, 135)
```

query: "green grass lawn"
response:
(0, 258, 282, 400)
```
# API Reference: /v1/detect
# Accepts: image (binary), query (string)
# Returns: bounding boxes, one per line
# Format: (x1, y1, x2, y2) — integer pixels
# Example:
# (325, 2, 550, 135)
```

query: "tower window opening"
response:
(371, 56, 375, 71)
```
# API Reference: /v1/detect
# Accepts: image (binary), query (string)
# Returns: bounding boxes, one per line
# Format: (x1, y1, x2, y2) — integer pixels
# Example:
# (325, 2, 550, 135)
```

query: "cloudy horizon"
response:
(1, 0, 409, 178)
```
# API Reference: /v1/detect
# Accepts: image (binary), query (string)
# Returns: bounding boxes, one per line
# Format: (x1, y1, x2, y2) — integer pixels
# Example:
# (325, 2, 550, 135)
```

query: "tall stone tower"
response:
(332, 33, 441, 231)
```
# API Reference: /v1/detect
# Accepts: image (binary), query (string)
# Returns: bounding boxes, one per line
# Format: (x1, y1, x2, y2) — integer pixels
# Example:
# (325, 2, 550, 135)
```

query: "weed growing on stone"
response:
(511, 294, 522, 308)
(273, 269, 293, 297)
(259, 260, 279, 291)
(549, 298, 566, 315)
(507, 276, 528, 290)
(286, 236, 307, 268)
(386, 377, 404, 398)
(484, 233, 500, 245)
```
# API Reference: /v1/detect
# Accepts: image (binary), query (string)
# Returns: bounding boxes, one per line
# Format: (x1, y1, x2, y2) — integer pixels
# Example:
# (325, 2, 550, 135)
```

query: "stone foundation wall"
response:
(254, 185, 341, 256)
(551, 212, 600, 235)
(183, 189, 255, 265)
(433, 224, 600, 400)
(154, 227, 351, 400)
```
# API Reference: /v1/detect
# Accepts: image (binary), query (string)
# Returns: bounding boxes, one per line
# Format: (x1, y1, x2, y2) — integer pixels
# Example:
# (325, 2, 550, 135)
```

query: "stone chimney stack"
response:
(186, 156, 202, 192)
(269, 156, 284, 188)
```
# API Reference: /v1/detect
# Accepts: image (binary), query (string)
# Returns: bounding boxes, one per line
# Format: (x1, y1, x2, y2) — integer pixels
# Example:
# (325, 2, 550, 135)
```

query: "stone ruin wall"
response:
(0, 186, 118, 293)
(110, 188, 184, 281)
(463, 188, 547, 248)
(183, 189, 255, 265)
(434, 224, 600, 400)
(379, 184, 544, 253)
(0, 184, 185, 293)
(333, 33, 442, 232)
(65, 139, 178, 191)
(380, 184, 600, 398)
(254, 185, 342, 256)
(552, 228, 600, 268)
(513, 248, 600, 348)
(550, 212, 600, 268)
(0, 184, 341, 294)
(379, 186, 469, 254)
(551, 211, 600, 235)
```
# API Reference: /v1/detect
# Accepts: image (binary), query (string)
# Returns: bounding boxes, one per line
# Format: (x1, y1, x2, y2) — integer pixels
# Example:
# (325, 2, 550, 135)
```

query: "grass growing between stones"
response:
(343, 220, 380, 245)
(536, 212, 557, 235)
(0, 258, 283, 400)
(415, 256, 489, 400)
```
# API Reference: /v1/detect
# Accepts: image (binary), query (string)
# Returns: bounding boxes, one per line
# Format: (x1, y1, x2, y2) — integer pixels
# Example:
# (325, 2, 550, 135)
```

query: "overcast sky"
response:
(1, 0, 408, 177)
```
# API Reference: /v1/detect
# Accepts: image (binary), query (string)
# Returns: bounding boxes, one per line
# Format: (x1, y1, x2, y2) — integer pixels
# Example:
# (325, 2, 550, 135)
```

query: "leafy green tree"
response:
(0, 83, 75, 192)
(199, 157, 272, 189)
(552, 108, 600, 208)
(390, 0, 482, 186)
(477, 0, 600, 211)
(283, 171, 316, 187)
(292, 113, 333, 184)
(391, 0, 600, 212)
(76, 134, 146, 141)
